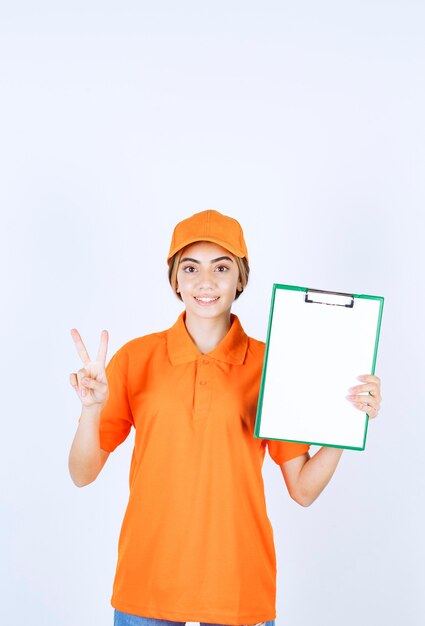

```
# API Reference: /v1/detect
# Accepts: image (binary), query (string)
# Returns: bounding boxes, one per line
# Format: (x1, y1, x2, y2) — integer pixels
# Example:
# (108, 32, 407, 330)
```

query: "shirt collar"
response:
(167, 312, 249, 365)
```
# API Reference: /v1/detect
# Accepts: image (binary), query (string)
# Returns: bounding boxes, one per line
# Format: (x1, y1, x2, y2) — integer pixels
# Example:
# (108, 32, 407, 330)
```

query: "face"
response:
(176, 241, 242, 324)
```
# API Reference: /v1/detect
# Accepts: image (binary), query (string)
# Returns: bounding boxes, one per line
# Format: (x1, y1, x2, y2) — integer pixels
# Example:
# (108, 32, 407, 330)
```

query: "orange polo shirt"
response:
(99, 313, 310, 625)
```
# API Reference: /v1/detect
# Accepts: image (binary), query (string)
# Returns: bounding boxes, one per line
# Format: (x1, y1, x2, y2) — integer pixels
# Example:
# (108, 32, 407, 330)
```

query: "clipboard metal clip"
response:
(305, 288, 354, 308)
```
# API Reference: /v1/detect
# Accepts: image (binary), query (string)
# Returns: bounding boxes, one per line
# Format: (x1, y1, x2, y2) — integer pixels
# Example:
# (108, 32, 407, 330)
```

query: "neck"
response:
(184, 311, 232, 354)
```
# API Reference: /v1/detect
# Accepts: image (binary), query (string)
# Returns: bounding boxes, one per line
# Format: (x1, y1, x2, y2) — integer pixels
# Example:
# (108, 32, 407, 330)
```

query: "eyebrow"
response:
(179, 256, 234, 264)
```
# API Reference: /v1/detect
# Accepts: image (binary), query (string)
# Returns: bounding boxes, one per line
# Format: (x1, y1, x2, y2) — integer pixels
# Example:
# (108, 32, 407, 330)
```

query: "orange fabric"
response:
(99, 313, 310, 625)
(167, 209, 249, 262)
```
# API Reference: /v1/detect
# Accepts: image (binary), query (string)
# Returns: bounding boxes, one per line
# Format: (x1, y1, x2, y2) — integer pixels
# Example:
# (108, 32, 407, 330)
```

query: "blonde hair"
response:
(168, 249, 250, 302)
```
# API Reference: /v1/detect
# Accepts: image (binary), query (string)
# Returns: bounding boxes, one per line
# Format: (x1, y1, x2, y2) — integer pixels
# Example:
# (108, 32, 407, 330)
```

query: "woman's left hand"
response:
(347, 374, 382, 419)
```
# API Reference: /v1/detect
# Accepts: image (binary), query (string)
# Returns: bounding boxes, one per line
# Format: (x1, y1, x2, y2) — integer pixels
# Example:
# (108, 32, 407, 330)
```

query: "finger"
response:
(69, 373, 78, 388)
(347, 392, 380, 405)
(70, 328, 91, 365)
(348, 391, 381, 406)
(357, 374, 381, 384)
(348, 383, 381, 397)
(71, 371, 88, 399)
(76, 369, 90, 395)
(353, 402, 380, 419)
(368, 406, 379, 419)
(349, 397, 380, 412)
(80, 376, 107, 394)
(96, 330, 109, 364)
(76, 368, 89, 382)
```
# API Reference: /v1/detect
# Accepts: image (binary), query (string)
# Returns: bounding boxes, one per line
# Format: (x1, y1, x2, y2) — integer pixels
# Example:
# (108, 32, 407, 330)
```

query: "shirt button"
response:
(199, 380, 207, 385)
(202, 359, 209, 364)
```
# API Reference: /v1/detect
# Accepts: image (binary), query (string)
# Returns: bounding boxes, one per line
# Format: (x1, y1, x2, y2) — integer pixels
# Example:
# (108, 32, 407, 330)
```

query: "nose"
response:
(196, 268, 216, 290)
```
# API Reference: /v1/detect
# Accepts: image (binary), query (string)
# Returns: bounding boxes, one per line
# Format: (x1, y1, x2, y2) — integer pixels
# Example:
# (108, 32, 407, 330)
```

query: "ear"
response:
(237, 279, 243, 292)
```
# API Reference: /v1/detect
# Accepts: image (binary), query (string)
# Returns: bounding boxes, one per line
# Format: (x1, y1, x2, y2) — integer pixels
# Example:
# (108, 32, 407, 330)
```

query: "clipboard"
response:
(254, 284, 384, 450)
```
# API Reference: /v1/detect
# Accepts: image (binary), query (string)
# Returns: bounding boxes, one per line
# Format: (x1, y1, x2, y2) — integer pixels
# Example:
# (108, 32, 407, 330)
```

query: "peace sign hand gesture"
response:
(70, 329, 109, 409)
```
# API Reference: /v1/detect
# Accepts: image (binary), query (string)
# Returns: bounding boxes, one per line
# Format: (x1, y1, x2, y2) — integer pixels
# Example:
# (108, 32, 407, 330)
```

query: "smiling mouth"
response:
(194, 296, 220, 303)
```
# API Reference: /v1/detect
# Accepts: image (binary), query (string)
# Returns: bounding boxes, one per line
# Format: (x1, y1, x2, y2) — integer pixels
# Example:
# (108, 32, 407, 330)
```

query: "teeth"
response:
(195, 297, 218, 302)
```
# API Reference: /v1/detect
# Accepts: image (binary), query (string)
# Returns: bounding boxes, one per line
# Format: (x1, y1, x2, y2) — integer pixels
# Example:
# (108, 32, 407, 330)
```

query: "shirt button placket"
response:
(194, 358, 212, 420)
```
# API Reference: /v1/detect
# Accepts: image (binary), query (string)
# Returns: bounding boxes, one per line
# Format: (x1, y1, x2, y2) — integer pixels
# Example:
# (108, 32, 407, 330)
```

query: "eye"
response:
(214, 264, 229, 272)
(182, 265, 197, 273)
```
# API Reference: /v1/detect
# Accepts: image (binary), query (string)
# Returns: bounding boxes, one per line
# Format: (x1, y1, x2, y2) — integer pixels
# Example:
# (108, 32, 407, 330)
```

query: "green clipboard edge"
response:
(253, 283, 385, 451)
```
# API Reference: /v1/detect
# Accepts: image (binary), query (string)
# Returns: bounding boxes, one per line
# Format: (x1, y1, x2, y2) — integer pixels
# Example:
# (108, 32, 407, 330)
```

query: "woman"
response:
(69, 209, 382, 626)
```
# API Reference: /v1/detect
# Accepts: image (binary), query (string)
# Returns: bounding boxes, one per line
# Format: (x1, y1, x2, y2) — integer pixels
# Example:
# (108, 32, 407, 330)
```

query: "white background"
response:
(1, 1, 424, 625)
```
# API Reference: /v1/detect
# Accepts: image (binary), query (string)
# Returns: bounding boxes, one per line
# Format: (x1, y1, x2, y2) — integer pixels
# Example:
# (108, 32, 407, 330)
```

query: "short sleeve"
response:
(99, 348, 134, 452)
(267, 439, 310, 465)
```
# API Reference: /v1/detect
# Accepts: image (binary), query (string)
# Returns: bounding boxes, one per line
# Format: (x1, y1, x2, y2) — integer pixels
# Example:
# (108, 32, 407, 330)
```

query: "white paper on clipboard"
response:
(254, 284, 384, 450)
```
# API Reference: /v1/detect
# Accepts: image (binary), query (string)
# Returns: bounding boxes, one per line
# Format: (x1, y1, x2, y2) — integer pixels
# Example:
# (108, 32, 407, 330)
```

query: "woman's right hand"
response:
(70, 328, 109, 409)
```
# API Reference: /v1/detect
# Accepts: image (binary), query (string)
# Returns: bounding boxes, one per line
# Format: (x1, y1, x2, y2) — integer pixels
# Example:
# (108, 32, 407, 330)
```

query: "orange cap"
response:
(167, 210, 249, 263)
